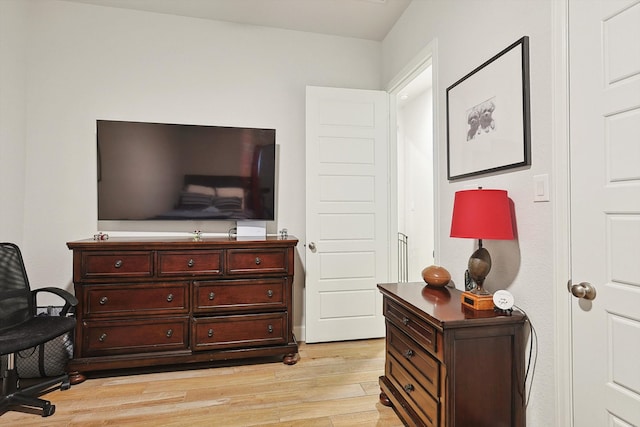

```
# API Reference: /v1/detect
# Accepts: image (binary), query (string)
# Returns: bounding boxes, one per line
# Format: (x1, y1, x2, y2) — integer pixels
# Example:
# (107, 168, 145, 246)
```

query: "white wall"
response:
(383, 0, 556, 427)
(0, 0, 28, 245)
(383, 1, 556, 426)
(6, 0, 382, 331)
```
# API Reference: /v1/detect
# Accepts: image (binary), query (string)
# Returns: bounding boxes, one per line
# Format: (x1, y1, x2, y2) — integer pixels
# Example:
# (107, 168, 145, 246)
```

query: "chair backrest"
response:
(0, 243, 34, 331)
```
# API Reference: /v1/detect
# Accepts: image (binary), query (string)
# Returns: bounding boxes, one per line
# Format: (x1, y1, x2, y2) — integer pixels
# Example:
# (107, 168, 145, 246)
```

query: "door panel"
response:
(569, 1, 640, 425)
(305, 86, 389, 343)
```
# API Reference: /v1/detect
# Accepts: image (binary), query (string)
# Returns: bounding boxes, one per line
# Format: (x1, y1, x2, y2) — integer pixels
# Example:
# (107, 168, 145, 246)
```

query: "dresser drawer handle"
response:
(187, 259, 194, 268)
(207, 328, 214, 338)
(403, 349, 414, 359)
(98, 333, 107, 342)
(208, 291, 215, 300)
(402, 317, 410, 326)
(114, 260, 123, 268)
(166, 293, 174, 302)
(255, 257, 261, 265)
(166, 329, 173, 338)
(267, 324, 273, 333)
(267, 289, 274, 298)
(403, 384, 415, 393)
(99, 296, 108, 305)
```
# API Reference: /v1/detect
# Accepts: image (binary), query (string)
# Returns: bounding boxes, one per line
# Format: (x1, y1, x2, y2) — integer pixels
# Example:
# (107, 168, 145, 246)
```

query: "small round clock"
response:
(493, 290, 515, 311)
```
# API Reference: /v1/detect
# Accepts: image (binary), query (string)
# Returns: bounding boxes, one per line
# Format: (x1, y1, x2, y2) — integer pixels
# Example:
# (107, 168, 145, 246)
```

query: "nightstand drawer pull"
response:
(99, 296, 108, 305)
(268, 324, 274, 333)
(114, 260, 123, 268)
(403, 349, 414, 359)
(166, 329, 173, 338)
(187, 259, 194, 268)
(403, 383, 415, 393)
(267, 289, 274, 298)
(255, 257, 261, 265)
(402, 317, 410, 326)
(166, 293, 174, 302)
(98, 333, 107, 342)
(207, 328, 214, 338)
(208, 292, 215, 300)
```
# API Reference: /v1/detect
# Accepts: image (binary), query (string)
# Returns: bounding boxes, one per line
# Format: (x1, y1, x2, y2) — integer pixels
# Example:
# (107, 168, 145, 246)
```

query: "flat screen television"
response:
(97, 120, 276, 222)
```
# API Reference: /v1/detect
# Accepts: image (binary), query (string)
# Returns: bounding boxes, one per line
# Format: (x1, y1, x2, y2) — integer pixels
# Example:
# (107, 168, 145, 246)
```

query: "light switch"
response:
(533, 174, 550, 202)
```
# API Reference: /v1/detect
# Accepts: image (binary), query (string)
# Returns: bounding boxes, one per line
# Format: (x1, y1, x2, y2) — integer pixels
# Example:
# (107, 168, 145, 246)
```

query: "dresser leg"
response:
(68, 371, 86, 385)
(379, 389, 392, 406)
(283, 352, 299, 365)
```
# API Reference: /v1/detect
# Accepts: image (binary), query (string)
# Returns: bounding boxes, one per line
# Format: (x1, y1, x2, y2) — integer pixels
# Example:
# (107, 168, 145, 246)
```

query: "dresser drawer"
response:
(158, 250, 223, 276)
(387, 323, 440, 400)
(385, 299, 437, 354)
(193, 279, 286, 313)
(386, 354, 439, 427)
(227, 248, 288, 275)
(81, 251, 153, 279)
(192, 313, 287, 351)
(82, 317, 189, 356)
(84, 283, 189, 317)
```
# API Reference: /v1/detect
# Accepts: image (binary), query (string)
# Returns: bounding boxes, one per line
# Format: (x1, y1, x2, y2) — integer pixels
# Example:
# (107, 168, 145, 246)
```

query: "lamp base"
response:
(461, 291, 494, 311)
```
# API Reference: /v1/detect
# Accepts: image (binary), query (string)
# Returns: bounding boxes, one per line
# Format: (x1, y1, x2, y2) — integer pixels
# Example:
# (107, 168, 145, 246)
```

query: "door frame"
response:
(552, 0, 573, 425)
(386, 39, 441, 273)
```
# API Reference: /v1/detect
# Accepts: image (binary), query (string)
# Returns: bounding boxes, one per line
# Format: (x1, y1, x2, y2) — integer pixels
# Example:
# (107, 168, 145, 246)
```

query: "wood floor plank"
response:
(1, 339, 402, 426)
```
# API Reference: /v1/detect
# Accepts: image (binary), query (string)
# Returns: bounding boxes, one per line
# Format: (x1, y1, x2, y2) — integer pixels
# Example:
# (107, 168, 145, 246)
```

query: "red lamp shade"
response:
(450, 189, 515, 240)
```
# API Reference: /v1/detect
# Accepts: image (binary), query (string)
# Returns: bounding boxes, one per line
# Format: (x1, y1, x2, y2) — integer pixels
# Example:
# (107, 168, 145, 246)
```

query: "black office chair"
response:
(0, 242, 77, 417)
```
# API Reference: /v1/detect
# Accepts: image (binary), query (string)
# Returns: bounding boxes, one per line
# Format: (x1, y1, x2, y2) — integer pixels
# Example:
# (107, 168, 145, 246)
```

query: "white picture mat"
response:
(447, 45, 526, 179)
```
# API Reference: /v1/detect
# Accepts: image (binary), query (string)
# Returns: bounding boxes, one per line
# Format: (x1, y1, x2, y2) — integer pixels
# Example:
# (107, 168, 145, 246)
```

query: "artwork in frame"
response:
(446, 36, 531, 180)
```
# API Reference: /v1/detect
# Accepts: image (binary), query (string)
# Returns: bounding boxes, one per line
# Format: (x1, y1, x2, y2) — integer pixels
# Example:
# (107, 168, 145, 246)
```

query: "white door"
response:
(569, 1, 640, 425)
(305, 86, 389, 343)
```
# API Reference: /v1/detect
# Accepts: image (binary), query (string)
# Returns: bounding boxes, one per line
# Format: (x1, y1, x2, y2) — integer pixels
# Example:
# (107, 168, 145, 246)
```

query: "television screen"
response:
(97, 120, 276, 221)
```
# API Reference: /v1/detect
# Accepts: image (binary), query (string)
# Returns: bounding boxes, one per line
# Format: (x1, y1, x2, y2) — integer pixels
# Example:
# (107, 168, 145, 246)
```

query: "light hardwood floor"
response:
(2, 339, 403, 426)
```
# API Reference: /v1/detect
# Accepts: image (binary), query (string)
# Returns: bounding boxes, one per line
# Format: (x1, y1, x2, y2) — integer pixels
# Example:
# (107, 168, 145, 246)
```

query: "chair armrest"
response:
(32, 287, 78, 316)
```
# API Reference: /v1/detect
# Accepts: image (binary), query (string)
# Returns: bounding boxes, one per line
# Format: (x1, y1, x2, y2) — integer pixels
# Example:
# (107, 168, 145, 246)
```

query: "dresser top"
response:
(378, 282, 526, 328)
(67, 235, 298, 250)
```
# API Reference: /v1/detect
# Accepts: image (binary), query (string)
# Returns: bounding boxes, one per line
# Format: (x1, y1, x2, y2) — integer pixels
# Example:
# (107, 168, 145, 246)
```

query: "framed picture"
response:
(446, 36, 531, 180)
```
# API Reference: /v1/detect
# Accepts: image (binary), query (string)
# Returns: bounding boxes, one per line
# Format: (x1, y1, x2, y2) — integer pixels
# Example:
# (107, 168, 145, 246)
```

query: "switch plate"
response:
(533, 174, 550, 202)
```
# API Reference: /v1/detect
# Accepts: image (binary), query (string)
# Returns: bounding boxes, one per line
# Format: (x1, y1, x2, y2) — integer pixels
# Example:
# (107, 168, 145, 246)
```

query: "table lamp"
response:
(450, 189, 515, 310)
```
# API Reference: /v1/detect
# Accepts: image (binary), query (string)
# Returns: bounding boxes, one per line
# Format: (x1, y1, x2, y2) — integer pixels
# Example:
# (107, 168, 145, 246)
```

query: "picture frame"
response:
(446, 36, 531, 180)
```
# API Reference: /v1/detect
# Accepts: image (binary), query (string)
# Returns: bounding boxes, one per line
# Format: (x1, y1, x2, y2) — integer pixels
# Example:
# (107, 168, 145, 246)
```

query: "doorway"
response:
(393, 65, 435, 282)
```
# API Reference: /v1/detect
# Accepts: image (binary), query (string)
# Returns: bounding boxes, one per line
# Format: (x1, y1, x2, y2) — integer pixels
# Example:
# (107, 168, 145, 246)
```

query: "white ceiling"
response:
(64, 0, 412, 41)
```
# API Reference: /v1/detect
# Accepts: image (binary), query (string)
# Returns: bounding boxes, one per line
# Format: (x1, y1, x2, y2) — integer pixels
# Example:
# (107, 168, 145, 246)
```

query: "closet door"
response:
(569, 1, 640, 425)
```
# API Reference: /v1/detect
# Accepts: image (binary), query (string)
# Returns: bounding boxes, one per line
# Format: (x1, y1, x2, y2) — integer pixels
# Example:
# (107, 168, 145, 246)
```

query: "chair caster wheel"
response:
(42, 402, 55, 417)
(61, 378, 71, 390)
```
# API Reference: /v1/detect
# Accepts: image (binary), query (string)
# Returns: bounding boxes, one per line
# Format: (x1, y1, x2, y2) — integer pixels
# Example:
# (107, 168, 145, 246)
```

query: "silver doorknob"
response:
(568, 281, 597, 300)
(308, 242, 316, 251)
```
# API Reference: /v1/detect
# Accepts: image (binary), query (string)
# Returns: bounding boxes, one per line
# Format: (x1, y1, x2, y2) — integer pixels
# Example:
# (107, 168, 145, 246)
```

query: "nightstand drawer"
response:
(227, 249, 288, 275)
(85, 283, 189, 316)
(192, 313, 287, 351)
(193, 279, 286, 313)
(158, 250, 223, 276)
(386, 354, 439, 427)
(81, 251, 153, 279)
(385, 298, 437, 354)
(387, 323, 440, 400)
(82, 317, 189, 356)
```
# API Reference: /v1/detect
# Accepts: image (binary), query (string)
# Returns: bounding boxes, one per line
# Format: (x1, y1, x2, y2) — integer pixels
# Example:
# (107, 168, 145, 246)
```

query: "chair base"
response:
(1, 366, 70, 417)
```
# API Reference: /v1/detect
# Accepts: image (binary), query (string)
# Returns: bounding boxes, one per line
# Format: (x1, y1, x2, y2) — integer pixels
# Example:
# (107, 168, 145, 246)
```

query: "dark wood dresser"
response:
(378, 282, 526, 427)
(67, 236, 298, 382)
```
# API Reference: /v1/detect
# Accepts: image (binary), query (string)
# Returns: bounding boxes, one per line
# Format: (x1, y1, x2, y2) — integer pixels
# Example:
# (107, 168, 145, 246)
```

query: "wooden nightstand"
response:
(378, 282, 527, 427)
